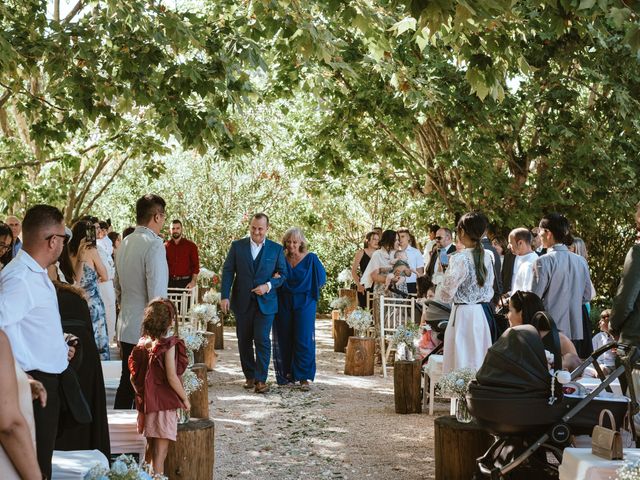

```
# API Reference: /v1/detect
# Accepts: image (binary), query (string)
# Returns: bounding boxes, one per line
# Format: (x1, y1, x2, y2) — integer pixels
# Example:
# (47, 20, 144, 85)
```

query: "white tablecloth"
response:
(107, 409, 146, 458)
(559, 448, 640, 480)
(51, 449, 109, 479)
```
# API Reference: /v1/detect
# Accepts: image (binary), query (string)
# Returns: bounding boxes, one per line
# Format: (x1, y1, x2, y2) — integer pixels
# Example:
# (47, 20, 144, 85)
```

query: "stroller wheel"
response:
(550, 423, 571, 446)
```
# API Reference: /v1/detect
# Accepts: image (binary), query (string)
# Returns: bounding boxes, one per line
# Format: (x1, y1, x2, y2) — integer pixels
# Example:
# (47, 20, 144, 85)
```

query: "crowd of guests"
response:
(350, 208, 640, 378)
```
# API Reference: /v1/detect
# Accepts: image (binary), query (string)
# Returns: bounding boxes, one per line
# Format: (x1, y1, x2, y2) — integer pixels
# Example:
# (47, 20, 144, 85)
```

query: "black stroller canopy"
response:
(475, 325, 553, 398)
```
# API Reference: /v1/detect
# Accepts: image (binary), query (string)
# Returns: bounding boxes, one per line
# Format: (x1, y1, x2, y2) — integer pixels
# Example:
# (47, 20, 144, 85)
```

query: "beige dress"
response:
(0, 363, 37, 479)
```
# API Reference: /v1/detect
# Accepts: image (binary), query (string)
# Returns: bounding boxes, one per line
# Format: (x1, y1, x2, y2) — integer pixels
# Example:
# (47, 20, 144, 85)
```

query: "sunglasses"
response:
(45, 233, 70, 245)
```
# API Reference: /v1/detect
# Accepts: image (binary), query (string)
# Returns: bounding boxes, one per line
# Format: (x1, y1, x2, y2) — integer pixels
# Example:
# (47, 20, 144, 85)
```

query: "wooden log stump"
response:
(208, 317, 224, 350)
(344, 336, 375, 376)
(331, 310, 340, 338)
(189, 364, 210, 419)
(194, 332, 216, 371)
(165, 418, 215, 480)
(434, 415, 493, 480)
(333, 319, 354, 353)
(394, 359, 422, 414)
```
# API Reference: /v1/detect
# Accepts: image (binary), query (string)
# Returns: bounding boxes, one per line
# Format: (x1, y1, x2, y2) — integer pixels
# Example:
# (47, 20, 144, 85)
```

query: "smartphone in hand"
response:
(85, 224, 97, 247)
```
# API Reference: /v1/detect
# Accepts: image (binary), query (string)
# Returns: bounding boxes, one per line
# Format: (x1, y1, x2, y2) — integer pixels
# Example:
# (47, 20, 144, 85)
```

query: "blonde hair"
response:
(282, 227, 307, 254)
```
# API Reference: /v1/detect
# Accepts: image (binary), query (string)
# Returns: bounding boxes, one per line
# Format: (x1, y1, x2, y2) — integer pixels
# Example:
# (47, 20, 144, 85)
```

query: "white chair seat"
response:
(107, 409, 146, 459)
(52, 449, 108, 479)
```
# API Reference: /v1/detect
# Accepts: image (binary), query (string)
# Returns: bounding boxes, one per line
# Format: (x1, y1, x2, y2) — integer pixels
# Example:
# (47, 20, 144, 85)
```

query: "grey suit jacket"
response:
(114, 226, 168, 344)
(531, 244, 592, 340)
(610, 244, 640, 346)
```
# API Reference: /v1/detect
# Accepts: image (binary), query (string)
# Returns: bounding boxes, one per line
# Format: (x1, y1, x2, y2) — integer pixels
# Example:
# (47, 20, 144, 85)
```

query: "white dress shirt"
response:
(97, 235, 113, 257)
(404, 245, 425, 284)
(511, 252, 541, 294)
(0, 250, 68, 373)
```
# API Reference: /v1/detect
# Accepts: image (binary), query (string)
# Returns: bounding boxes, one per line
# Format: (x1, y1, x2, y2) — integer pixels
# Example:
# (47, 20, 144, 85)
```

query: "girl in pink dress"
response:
(129, 298, 189, 475)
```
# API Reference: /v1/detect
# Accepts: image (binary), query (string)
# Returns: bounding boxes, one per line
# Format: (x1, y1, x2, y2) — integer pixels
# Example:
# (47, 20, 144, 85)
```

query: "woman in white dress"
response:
(435, 212, 496, 373)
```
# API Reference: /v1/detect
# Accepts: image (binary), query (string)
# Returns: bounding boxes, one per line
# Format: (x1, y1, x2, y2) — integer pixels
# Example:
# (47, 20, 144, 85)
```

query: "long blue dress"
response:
(273, 252, 326, 384)
(80, 263, 110, 361)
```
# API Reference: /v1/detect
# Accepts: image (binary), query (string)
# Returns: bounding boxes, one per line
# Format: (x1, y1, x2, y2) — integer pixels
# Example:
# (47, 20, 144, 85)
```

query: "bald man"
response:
(5, 215, 22, 257)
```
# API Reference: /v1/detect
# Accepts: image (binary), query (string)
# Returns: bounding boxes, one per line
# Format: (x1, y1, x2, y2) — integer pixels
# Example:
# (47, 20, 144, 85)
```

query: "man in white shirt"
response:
(507, 228, 539, 295)
(0, 204, 74, 478)
(113, 194, 169, 408)
(397, 228, 424, 295)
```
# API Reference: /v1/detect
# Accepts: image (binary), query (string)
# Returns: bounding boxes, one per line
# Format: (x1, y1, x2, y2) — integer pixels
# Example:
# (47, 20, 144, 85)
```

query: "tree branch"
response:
(0, 81, 68, 112)
(53, 0, 60, 22)
(0, 91, 11, 109)
(63, 1, 85, 24)
(76, 155, 130, 218)
(73, 157, 110, 215)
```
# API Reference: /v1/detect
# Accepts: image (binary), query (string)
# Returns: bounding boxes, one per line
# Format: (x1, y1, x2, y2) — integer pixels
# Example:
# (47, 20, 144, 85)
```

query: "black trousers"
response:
(406, 282, 417, 295)
(113, 341, 135, 409)
(28, 370, 61, 480)
(168, 277, 191, 289)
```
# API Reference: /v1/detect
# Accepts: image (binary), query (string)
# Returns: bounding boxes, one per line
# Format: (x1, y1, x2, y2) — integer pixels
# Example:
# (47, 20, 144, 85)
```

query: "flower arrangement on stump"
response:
(330, 296, 351, 316)
(337, 268, 353, 289)
(177, 368, 204, 424)
(180, 327, 205, 366)
(189, 302, 219, 331)
(436, 368, 477, 423)
(198, 267, 220, 289)
(389, 324, 420, 361)
(346, 307, 373, 337)
(618, 459, 640, 480)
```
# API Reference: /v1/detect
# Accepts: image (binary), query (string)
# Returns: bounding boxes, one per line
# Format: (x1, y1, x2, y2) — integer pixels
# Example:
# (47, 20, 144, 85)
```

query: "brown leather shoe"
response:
(254, 381, 270, 394)
(243, 379, 255, 389)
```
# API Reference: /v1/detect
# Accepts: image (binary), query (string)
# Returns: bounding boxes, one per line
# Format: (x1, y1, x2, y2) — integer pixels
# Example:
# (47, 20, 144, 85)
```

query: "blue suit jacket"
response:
(221, 238, 287, 316)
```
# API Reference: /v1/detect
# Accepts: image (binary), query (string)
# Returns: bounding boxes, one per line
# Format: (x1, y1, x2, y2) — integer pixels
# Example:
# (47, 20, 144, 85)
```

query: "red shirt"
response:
(165, 237, 200, 278)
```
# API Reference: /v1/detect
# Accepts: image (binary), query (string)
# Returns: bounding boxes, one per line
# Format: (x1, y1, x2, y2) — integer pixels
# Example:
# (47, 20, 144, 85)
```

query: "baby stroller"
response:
(467, 324, 639, 479)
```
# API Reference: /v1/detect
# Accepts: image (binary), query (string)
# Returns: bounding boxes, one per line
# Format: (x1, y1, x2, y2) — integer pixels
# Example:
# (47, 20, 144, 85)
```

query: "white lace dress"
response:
(435, 248, 495, 373)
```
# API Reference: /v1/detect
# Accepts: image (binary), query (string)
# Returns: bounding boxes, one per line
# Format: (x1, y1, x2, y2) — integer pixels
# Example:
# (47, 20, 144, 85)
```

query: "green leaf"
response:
(578, 0, 596, 10)
(389, 17, 417, 37)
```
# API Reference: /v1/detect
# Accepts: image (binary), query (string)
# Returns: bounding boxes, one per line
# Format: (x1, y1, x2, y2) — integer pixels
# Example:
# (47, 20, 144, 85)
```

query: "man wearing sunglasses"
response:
(0, 204, 77, 478)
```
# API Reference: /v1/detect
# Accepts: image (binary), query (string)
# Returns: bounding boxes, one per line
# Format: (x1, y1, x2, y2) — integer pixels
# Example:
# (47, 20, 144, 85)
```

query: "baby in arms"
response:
(385, 250, 415, 294)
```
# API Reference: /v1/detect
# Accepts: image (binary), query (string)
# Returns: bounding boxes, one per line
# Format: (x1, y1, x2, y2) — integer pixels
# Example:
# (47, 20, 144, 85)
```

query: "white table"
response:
(51, 449, 109, 479)
(559, 447, 640, 480)
(107, 409, 146, 459)
(102, 360, 121, 408)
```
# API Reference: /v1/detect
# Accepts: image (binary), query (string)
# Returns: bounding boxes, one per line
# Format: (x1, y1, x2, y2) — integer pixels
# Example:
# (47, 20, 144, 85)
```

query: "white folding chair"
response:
(168, 285, 199, 327)
(379, 295, 415, 378)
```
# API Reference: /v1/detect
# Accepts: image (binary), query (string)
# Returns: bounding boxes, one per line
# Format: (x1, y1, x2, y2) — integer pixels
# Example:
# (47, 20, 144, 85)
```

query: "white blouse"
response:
(435, 248, 494, 305)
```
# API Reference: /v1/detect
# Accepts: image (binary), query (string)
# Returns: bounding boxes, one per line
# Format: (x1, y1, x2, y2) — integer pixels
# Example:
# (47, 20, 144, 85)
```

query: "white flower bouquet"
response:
(618, 460, 640, 480)
(85, 454, 167, 479)
(436, 368, 477, 398)
(389, 324, 419, 361)
(182, 328, 206, 353)
(337, 268, 353, 288)
(199, 268, 215, 280)
(346, 307, 373, 337)
(182, 368, 203, 397)
(190, 303, 220, 329)
(330, 296, 351, 312)
(202, 289, 221, 305)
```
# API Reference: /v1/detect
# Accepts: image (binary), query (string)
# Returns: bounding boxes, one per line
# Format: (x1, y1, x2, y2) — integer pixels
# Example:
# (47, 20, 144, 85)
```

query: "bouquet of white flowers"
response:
(337, 268, 353, 288)
(346, 307, 373, 337)
(182, 328, 206, 353)
(389, 324, 419, 361)
(436, 368, 477, 398)
(330, 296, 351, 312)
(190, 303, 219, 329)
(199, 268, 215, 280)
(85, 454, 167, 479)
(618, 460, 640, 480)
(182, 368, 203, 397)
(202, 290, 221, 305)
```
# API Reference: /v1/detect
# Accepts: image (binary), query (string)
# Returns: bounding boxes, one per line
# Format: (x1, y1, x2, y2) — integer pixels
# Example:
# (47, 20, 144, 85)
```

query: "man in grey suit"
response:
(113, 194, 169, 409)
(610, 203, 640, 347)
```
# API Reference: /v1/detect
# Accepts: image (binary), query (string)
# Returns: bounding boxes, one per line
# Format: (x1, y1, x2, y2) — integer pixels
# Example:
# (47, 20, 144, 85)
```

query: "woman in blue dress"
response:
(63, 221, 110, 360)
(273, 227, 326, 390)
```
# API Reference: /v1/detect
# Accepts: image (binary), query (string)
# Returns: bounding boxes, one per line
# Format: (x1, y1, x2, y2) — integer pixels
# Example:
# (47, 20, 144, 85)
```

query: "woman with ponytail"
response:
(531, 213, 594, 358)
(434, 212, 498, 373)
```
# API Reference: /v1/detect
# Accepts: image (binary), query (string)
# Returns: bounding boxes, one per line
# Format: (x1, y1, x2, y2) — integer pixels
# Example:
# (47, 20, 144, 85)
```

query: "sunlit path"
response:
(209, 319, 437, 479)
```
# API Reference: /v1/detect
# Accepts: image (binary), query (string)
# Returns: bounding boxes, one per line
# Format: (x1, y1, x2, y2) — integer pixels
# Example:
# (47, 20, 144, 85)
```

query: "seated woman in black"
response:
(508, 290, 581, 371)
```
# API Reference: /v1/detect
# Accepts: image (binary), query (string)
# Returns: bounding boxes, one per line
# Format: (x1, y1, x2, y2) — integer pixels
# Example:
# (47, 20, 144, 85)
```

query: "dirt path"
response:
(209, 319, 438, 479)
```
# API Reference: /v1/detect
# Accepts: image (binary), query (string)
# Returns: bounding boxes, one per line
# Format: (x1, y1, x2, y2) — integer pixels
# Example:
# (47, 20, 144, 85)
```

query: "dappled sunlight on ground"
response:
(209, 318, 436, 479)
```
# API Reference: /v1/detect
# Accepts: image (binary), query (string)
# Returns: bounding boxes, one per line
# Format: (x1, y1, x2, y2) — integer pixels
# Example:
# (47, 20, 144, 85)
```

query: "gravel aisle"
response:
(209, 319, 437, 479)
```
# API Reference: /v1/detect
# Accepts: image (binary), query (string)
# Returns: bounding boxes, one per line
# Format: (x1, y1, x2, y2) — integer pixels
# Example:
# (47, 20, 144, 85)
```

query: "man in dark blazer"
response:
(481, 235, 502, 305)
(221, 213, 287, 393)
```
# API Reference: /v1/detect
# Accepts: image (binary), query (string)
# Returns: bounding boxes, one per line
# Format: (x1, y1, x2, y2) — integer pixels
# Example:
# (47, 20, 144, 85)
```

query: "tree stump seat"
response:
(165, 418, 215, 479)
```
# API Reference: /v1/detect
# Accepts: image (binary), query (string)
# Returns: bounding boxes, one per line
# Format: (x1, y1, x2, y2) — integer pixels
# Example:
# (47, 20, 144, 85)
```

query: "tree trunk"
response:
(344, 336, 375, 376)
(189, 364, 209, 419)
(394, 359, 422, 414)
(333, 319, 353, 353)
(434, 415, 492, 480)
(165, 418, 215, 480)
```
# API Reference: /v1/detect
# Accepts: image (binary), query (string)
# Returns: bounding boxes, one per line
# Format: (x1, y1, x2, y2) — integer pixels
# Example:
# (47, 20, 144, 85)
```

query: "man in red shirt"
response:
(165, 220, 200, 289)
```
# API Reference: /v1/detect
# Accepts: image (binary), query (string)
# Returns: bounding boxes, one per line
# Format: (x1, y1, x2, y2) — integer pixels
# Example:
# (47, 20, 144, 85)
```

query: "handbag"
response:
(592, 409, 623, 460)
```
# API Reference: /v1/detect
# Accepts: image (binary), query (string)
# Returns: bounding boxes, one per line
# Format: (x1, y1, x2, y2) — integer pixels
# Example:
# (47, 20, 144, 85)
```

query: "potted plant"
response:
(436, 368, 477, 423)
(344, 308, 375, 376)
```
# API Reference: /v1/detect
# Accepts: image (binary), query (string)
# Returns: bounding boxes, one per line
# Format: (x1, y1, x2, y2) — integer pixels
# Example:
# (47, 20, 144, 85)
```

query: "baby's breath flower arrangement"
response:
(190, 303, 219, 329)
(182, 368, 203, 397)
(202, 290, 221, 306)
(389, 324, 420, 361)
(337, 268, 353, 288)
(330, 296, 351, 313)
(618, 460, 640, 480)
(84, 454, 167, 479)
(436, 368, 477, 397)
(346, 307, 373, 337)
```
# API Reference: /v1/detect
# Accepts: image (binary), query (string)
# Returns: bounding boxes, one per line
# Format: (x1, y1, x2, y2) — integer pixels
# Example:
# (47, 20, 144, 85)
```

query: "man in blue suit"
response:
(221, 213, 287, 393)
